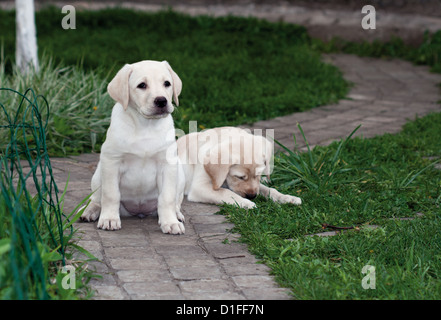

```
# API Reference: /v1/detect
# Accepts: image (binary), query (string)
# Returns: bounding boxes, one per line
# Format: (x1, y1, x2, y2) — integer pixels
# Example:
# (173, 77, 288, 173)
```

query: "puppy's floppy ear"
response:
(162, 61, 182, 106)
(204, 162, 231, 190)
(203, 141, 237, 190)
(107, 64, 133, 110)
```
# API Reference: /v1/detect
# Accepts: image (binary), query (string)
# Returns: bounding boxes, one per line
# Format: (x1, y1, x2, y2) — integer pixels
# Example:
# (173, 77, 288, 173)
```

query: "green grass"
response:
(0, 183, 97, 299)
(0, 56, 112, 155)
(0, 87, 98, 299)
(221, 113, 441, 299)
(0, 7, 348, 152)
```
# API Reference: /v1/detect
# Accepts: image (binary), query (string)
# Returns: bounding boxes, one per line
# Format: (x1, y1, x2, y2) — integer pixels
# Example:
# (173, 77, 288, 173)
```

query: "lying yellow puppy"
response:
(177, 127, 302, 209)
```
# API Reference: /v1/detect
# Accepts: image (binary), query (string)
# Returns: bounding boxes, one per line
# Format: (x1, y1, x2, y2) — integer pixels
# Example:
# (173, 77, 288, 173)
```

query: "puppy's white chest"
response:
(119, 155, 159, 195)
(128, 136, 162, 157)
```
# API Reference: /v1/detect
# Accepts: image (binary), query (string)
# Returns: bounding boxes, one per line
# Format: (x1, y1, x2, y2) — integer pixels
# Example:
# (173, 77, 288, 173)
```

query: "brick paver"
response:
(46, 52, 441, 300)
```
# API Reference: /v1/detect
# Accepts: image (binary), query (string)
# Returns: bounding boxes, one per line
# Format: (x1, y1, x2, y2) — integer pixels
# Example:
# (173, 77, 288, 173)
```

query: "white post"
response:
(15, 0, 39, 73)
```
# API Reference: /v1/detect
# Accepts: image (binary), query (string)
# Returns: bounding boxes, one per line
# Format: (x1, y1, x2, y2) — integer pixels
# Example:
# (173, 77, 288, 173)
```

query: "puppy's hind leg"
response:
(80, 201, 101, 222)
(80, 163, 102, 222)
(176, 194, 185, 223)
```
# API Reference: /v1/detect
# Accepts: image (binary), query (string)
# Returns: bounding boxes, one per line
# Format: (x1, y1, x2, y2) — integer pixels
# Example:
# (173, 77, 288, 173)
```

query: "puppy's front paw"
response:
(160, 220, 185, 235)
(97, 215, 121, 230)
(80, 202, 101, 222)
(238, 198, 257, 209)
(279, 194, 302, 205)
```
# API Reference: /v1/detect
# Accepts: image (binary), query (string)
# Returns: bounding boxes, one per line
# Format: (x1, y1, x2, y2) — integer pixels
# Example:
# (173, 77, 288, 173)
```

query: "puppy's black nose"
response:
(245, 193, 257, 200)
(154, 96, 167, 108)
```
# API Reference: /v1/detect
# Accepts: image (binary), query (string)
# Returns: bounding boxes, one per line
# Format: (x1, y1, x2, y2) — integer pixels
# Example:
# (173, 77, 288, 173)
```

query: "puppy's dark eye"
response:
(137, 82, 147, 89)
(164, 81, 171, 88)
(235, 175, 246, 180)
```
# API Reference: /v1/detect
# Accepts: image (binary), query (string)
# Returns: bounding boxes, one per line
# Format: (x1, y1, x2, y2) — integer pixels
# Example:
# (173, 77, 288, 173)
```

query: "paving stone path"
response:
(49, 53, 441, 300)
